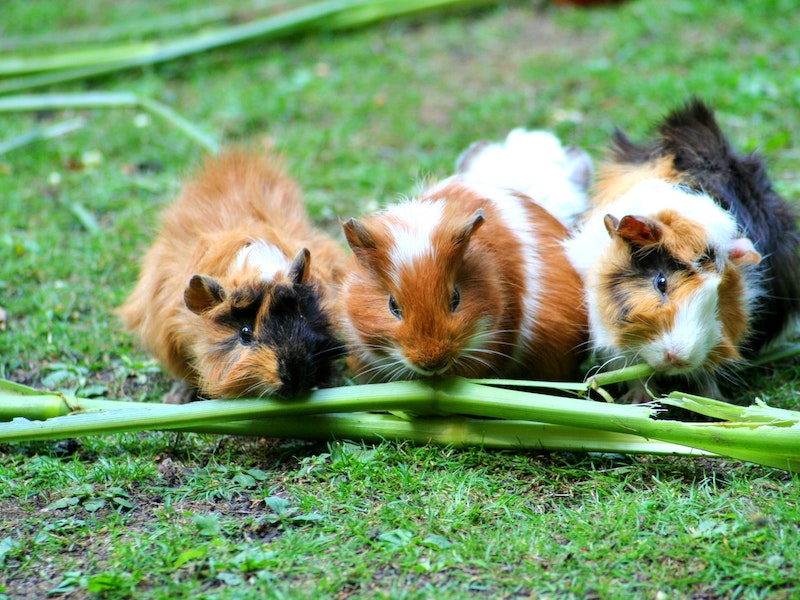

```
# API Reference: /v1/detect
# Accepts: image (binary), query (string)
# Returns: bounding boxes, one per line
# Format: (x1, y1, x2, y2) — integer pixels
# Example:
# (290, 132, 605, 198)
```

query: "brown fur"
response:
(592, 156, 682, 210)
(341, 179, 587, 382)
(118, 149, 346, 400)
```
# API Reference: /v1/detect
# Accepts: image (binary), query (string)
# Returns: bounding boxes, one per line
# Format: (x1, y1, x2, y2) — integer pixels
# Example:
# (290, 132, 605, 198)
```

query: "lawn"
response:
(1, 0, 800, 598)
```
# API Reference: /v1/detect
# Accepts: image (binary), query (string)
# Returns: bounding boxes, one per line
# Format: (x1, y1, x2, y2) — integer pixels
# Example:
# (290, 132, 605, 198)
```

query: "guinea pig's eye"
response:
(388, 295, 402, 320)
(239, 325, 255, 344)
(450, 287, 461, 312)
(654, 272, 668, 295)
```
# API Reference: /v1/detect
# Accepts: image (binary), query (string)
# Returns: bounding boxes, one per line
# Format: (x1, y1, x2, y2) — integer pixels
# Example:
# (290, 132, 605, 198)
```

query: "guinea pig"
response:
(564, 99, 800, 401)
(456, 128, 593, 228)
(118, 148, 347, 404)
(339, 177, 588, 383)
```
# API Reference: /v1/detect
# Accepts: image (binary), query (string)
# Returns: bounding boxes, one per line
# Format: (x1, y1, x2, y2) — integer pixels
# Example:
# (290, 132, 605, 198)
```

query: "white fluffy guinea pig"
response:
(456, 128, 593, 228)
(339, 177, 588, 383)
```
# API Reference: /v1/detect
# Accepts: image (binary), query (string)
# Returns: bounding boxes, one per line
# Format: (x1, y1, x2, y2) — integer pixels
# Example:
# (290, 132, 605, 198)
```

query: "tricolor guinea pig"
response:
(564, 99, 800, 401)
(339, 177, 588, 383)
(119, 149, 347, 403)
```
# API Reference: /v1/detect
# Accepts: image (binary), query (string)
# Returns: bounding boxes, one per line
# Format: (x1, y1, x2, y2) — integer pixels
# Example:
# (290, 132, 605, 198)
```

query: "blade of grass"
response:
(0, 117, 85, 155)
(0, 5, 242, 51)
(0, 93, 217, 153)
(0, 0, 495, 93)
(753, 340, 800, 365)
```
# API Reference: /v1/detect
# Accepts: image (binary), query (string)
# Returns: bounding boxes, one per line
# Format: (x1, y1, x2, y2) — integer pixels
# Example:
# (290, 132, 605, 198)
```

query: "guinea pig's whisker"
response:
(456, 352, 506, 377)
(466, 346, 516, 362)
(356, 356, 408, 384)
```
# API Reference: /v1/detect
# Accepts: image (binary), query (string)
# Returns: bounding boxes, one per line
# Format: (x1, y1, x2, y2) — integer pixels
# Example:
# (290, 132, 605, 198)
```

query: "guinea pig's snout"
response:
(407, 345, 455, 376)
(275, 335, 342, 397)
(416, 358, 451, 376)
(277, 355, 312, 398)
(661, 351, 691, 371)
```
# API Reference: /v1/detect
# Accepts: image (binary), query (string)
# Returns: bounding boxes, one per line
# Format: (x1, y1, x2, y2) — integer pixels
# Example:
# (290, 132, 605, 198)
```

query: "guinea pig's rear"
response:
(456, 128, 593, 228)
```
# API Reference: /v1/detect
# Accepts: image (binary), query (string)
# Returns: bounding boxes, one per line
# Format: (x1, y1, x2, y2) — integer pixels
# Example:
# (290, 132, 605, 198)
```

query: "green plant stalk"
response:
(0, 93, 217, 153)
(2, 374, 798, 471)
(0, 117, 85, 154)
(662, 391, 800, 425)
(0, 5, 240, 51)
(181, 412, 716, 456)
(0, 381, 435, 442)
(0, 393, 154, 422)
(587, 363, 656, 388)
(0, 0, 494, 93)
(318, 0, 492, 29)
(436, 380, 800, 471)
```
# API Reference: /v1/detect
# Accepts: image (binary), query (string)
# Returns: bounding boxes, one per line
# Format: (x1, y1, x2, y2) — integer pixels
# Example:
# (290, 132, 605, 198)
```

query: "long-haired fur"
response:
(566, 99, 799, 400)
(119, 148, 346, 401)
(610, 98, 800, 354)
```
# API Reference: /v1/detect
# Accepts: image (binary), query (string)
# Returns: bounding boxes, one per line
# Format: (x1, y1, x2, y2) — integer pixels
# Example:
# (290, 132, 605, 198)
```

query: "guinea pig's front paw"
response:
(163, 380, 198, 404)
(619, 380, 657, 404)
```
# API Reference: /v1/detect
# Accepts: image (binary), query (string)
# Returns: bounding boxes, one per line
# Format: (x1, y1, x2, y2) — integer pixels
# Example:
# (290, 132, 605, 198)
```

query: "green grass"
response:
(2, 0, 800, 598)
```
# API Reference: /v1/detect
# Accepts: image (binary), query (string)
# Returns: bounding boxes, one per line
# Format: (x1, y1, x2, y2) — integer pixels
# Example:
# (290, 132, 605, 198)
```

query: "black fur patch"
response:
(611, 98, 800, 354)
(606, 247, 682, 323)
(261, 282, 345, 397)
(213, 281, 344, 397)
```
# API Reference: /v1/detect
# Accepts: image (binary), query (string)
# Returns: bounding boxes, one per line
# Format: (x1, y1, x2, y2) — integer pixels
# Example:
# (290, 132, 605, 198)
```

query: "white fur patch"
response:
(457, 128, 590, 227)
(640, 274, 723, 373)
(235, 239, 288, 280)
(460, 180, 544, 356)
(385, 199, 445, 286)
(584, 271, 617, 356)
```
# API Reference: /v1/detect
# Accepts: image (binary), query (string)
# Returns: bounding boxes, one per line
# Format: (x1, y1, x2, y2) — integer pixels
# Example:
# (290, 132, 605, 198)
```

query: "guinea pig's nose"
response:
(417, 358, 451, 376)
(663, 351, 690, 370)
(278, 361, 311, 398)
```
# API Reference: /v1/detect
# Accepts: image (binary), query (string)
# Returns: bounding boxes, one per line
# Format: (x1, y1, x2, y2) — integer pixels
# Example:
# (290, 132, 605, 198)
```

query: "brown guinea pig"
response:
(339, 177, 588, 383)
(118, 149, 346, 403)
(563, 99, 799, 401)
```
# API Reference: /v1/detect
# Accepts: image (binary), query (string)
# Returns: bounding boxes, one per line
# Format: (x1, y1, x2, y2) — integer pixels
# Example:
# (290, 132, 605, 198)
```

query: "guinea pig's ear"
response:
(728, 237, 762, 266)
(604, 214, 662, 246)
(288, 248, 311, 285)
(185, 274, 226, 315)
(342, 218, 378, 268)
(453, 209, 486, 246)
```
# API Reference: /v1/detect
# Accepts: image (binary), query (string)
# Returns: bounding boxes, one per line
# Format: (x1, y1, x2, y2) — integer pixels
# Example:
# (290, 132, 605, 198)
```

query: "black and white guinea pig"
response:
(564, 99, 800, 400)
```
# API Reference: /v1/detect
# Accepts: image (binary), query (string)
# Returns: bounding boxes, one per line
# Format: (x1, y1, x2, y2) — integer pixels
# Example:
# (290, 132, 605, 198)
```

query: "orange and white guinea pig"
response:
(339, 176, 588, 383)
(564, 99, 800, 400)
(119, 149, 346, 403)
